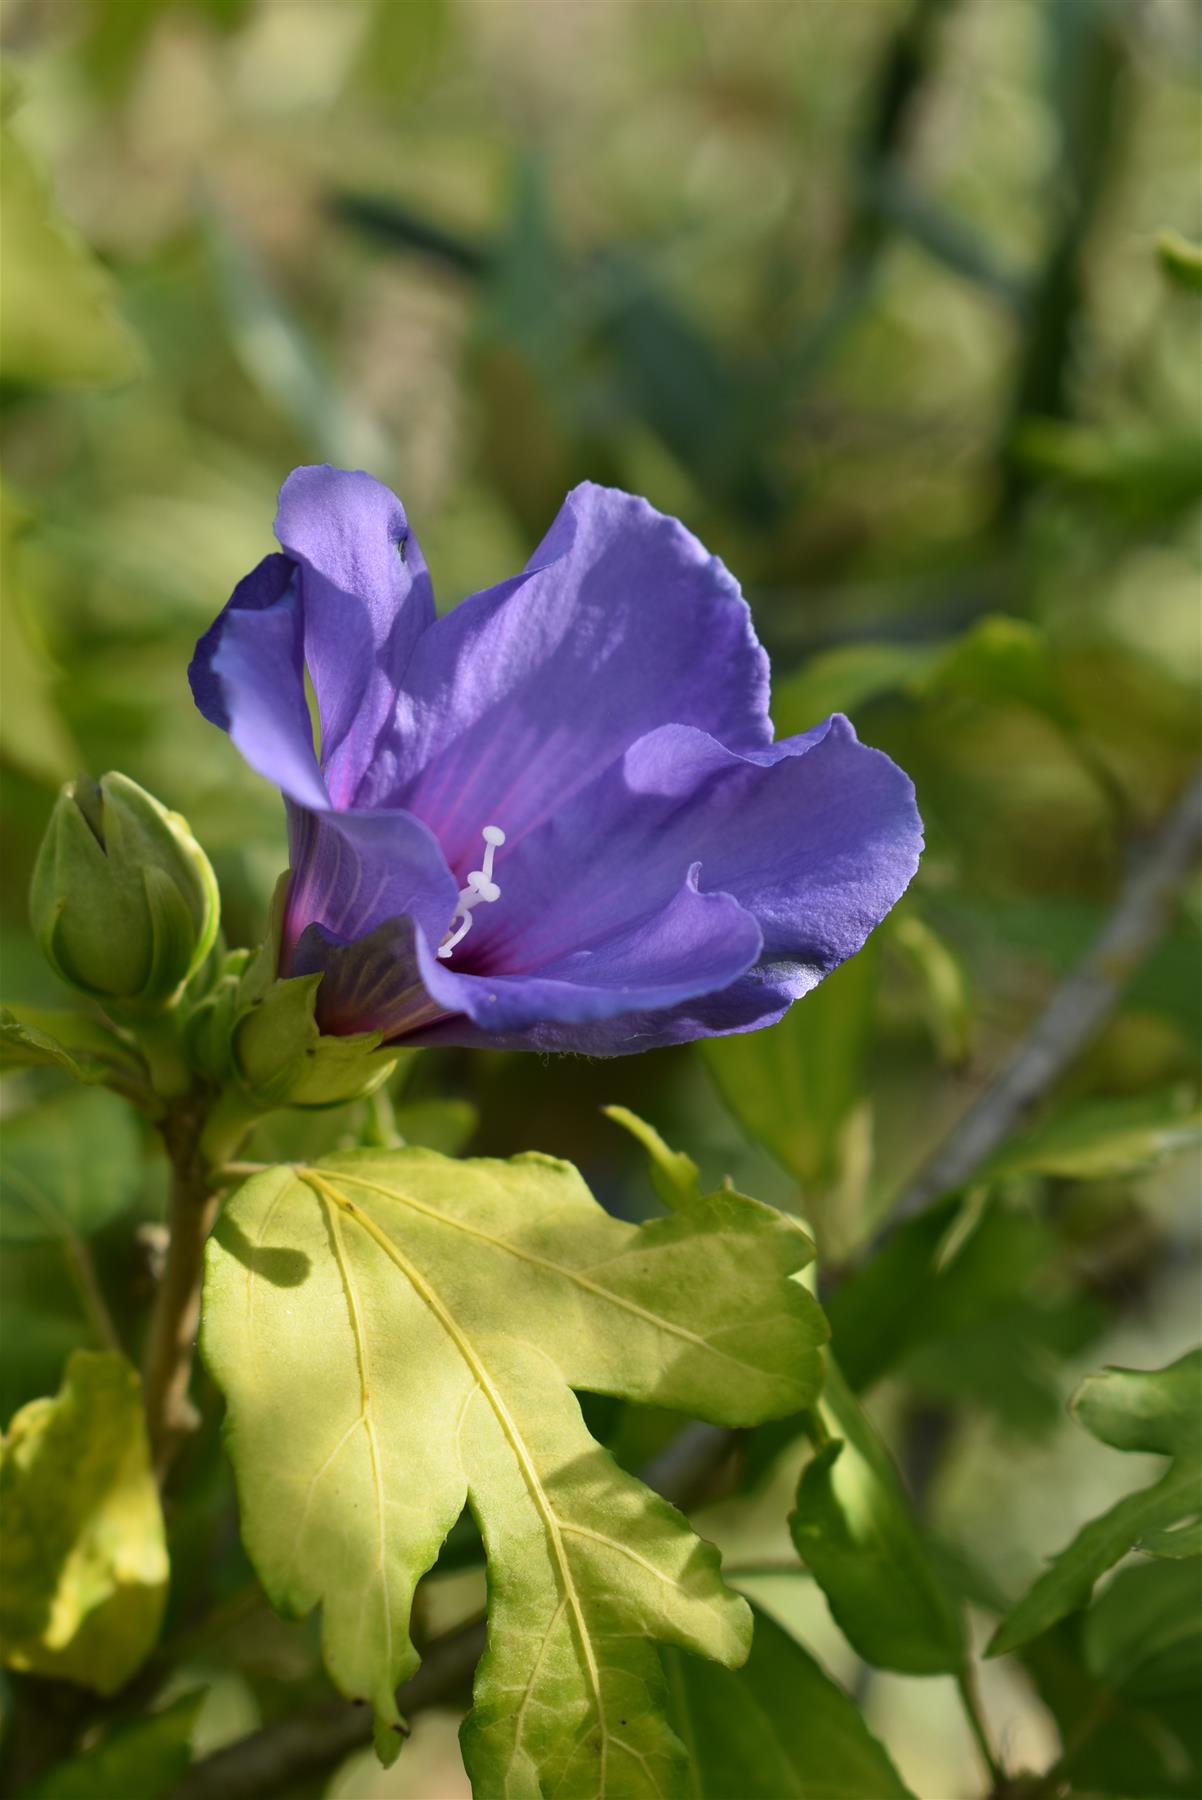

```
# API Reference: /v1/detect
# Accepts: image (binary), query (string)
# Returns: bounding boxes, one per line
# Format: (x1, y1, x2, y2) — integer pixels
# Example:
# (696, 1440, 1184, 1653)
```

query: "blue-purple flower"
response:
(190, 466, 921, 1055)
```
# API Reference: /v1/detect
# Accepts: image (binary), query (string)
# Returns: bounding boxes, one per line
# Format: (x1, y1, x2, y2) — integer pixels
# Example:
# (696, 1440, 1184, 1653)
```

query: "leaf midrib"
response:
(302, 1170, 611, 1791)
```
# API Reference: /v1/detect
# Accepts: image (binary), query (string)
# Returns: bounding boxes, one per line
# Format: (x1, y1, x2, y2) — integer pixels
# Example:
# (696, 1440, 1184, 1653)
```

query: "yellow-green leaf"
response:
(0, 1351, 169, 1692)
(202, 1148, 825, 1794)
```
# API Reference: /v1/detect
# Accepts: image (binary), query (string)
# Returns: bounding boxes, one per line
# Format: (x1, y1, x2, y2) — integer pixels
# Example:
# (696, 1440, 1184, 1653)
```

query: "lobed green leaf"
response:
(988, 1351, 1202, 1658)
(662, 1604, 915, 1798)
(790, 1359, 965, 1675)
(202, 1147, 825, 1794)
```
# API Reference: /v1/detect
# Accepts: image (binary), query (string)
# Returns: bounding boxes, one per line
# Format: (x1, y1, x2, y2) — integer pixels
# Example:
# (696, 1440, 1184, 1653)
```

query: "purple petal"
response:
(188, 553, 329, 811)
(619, 713, 922, 977)
(282, 801, 457, 975)
(385, 483, 773, 872)
(274, 466, 435, 807)
(290, 917, 445, 1040)
(406, 976, 793, 1056)
(410, 866, 762, 1034)
(405, 712, 920, 1053)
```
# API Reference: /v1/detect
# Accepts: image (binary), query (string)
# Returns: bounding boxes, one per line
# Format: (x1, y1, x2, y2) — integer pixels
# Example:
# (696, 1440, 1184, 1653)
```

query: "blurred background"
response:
(1, 1, 1200, 1794)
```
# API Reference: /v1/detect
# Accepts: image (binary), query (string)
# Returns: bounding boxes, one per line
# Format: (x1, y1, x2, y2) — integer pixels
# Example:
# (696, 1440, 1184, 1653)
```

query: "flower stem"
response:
(132, 1010, 192, 1100)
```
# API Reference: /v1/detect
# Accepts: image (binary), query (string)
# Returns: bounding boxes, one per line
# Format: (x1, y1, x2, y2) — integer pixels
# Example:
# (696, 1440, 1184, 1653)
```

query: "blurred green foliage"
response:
(0, 0, 1199, 1795)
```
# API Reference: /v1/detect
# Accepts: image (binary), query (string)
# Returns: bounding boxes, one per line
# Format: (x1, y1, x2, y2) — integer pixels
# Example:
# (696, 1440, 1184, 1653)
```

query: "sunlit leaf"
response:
(663, 1603, 915, 1798)
(988, 1350, 1202, 1657)
(0, 1350, 168, 1692)
(202, 1148, 825, 1788)
(790, 1358, 964, 1675)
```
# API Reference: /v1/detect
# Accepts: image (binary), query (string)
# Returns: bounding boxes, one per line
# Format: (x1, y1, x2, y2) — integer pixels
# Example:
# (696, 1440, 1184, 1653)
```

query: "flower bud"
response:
(226, 878, 397, 1109)
(30, 773, 219, 1019)
(232, 973, 397, 1107)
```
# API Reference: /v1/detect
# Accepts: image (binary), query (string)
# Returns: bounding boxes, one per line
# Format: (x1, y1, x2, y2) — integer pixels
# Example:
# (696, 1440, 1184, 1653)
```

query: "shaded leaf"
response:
(0, 122, 142, 388)
(889, 907, 973, 1065)
(827, 1194, 1050, 1393)
(1157, 229, 1202, 292)
(203, 1149, 825, 1790)
(1023, 1616, 1201, 1800)
(0, 1086, 142, 1244)
(663, 1603, 915, 1798)
(988, 1351, 1202, 1657)
(789, 1359, 964, 1675)
(0, 484, 79, 786)
(981, 1090, 1202, 1183)
(772, 642, 937, 740)
(1084, 1560, 1202, 1701)
(26, 1693, 204, 1800)
(1138, 1520, 1202, 1560)
(205, 205, 386, 472)
(925, 614, 1069, 724)
(702, 939, 878, 1191)
(0, 1350, 168, 1692)
(1074, 1352, 1202, 1459)
(1012, 421, 1202, 521)
(0, 1003, 131, 1086)
(393, 1098, 478, 1157)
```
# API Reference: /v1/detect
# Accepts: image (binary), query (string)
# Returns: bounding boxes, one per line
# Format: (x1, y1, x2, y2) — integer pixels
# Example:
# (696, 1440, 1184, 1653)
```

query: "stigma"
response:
(437, 825, 506, 959)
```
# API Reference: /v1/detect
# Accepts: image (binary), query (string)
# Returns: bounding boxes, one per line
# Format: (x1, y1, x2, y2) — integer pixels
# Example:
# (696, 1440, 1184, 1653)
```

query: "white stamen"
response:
(436, 825, 506, 959)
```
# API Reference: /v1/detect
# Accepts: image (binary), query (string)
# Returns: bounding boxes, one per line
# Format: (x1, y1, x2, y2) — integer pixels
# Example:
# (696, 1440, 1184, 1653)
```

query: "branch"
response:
(141, 1106, 221, 1482)
(871, 763, 1202, 1247)
(174, 1617, 486, 1800)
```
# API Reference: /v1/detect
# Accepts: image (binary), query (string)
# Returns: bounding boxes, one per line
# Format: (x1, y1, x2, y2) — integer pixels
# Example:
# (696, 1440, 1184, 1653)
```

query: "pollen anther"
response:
(437, 825, 506, 959)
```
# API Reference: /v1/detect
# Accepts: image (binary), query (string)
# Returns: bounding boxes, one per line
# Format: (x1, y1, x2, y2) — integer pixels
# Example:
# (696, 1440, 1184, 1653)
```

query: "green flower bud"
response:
(226, 878, 397, 1110)
(232, 973, 397, 1108)
(30, 773, 219, 1020)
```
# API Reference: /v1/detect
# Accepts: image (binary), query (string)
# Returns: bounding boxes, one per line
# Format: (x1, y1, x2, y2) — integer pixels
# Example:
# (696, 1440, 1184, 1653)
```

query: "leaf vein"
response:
(305, 1170, 610, 1792)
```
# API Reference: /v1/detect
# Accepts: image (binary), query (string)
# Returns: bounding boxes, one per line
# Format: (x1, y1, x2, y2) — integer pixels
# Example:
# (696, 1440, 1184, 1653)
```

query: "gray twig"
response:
(872, 763, 1202, 1246)
(174, 1617, 485, 1800)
